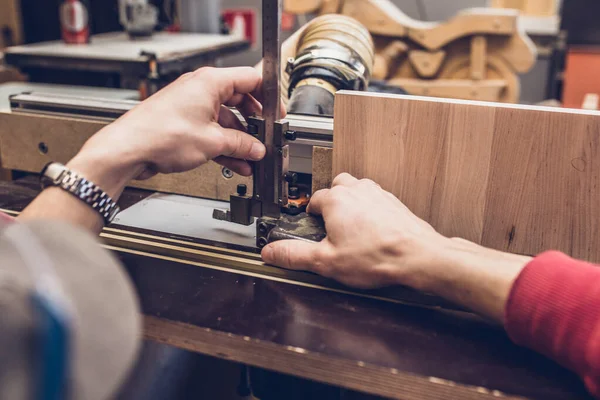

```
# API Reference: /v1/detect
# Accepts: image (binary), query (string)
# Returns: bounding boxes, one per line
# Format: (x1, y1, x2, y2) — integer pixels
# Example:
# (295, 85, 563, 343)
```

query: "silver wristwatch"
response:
(40, 162, 121, 225)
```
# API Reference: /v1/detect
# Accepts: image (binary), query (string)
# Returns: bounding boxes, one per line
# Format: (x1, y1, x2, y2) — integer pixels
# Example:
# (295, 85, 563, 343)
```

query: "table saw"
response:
(1, 0, 599, 398)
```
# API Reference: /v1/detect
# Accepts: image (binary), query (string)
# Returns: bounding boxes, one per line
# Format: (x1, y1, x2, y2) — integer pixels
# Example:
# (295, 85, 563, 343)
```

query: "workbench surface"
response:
(4, 32, 247, 62)
(3, 32, 249, 77)
(0, 179, 591, 400)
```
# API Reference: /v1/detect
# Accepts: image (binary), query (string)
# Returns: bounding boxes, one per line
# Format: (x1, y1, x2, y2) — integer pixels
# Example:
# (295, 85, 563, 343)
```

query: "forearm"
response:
(18, 132, 143, 234)
(416, 238, 531, 324)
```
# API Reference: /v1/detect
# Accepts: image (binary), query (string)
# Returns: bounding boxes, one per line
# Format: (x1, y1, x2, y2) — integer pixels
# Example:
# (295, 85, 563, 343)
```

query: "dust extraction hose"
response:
(285, 15, 375, 117)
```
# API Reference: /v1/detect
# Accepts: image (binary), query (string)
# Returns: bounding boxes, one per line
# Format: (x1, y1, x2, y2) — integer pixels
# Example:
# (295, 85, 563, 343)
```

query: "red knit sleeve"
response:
(0, 212, 15, 226)
(505, 251, 600, 398)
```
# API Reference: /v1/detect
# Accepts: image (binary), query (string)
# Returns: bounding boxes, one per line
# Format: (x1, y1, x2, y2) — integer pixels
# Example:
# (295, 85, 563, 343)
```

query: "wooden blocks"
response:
(333, 91, 600, 262)
(470, 36, 487, 80)
(491, 0, 557, 17)
(408, 50, 446, 78)
(284, 0, 323, 15)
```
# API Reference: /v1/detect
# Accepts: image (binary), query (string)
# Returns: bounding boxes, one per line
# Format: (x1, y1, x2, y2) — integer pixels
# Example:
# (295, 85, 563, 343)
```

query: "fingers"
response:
(216, 126, 266, 161)
(228, 94, 262, 121)
(307, 173, 358, 215)
(332, 173, 358, 187)
(306, 189, 329, 216)
(218, 106, 246, 131)
(207, 67, 263, 105)
(214, 156, 252, 177)
(207, 67, 285, 120)
(261, 240, 325, 272)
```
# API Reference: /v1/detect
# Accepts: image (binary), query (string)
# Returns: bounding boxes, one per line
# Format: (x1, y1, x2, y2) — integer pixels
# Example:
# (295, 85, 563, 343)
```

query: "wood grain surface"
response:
(333, 91, 600, 261)
(144, 316, 527, 400)
(312, 146, 334, 194)
(0, 180, 591, 400)
(0, 112, 251, 200)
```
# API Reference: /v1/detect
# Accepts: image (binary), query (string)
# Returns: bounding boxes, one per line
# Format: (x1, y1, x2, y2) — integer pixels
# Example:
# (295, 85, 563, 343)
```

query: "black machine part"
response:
(287, 84, 335, 117)
(256, 213, 327, 249)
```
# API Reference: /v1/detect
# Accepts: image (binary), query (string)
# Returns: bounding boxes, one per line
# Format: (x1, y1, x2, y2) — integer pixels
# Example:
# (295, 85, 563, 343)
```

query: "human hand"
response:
(68, 67, 284, 198)
(261, 173, 450, 291)
(261, 173, 531, 323)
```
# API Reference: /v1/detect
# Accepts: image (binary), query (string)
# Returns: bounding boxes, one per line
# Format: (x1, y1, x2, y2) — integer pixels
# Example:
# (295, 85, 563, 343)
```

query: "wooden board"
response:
(0, 112, 251, 200)
(333, 91, 600, 262)
(312, 146, 333, 194)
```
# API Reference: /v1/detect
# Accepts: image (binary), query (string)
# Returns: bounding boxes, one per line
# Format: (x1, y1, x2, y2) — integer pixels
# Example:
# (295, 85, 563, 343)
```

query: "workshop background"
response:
(4, 0, 600, 106)
(1, 1, 600, 400)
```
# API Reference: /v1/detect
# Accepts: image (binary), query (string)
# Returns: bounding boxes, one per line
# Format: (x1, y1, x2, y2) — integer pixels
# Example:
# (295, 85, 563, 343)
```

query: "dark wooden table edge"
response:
(143, 316, 526, 400)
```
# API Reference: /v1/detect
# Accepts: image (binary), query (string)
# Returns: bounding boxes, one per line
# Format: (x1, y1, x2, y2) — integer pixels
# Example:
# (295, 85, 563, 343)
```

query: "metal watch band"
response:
(40, 162, 120, 225)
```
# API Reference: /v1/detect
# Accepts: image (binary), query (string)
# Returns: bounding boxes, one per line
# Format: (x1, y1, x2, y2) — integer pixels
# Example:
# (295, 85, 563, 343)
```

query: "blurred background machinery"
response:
(4, 0, 590, 105)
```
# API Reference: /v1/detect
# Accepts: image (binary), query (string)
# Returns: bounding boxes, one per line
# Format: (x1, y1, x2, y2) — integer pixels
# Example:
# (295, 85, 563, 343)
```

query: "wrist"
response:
(66, 150, 139, 201)
(66, 125, 146, 200)
(436, 238, 531, 323)
(400, 236, 531, 323)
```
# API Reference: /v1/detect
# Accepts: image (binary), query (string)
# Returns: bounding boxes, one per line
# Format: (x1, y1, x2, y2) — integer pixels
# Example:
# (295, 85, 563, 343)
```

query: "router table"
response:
(0, 178, 591, 400)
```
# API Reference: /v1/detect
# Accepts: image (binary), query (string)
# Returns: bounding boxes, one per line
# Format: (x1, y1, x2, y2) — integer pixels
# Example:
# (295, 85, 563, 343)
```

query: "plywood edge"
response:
(312, 146, 333, 194)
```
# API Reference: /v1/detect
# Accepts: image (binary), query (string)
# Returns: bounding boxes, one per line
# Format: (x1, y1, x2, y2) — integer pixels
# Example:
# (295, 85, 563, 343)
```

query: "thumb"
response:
(218, 126, 266, 161)
(261, 240, 324, 272)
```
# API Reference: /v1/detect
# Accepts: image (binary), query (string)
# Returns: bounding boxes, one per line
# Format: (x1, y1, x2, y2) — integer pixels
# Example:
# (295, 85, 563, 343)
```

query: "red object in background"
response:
(222, 9, 257, 47)
(562, 47, 600, 109)
(60, 0, 90, 44)
(281, 12, 295, 31)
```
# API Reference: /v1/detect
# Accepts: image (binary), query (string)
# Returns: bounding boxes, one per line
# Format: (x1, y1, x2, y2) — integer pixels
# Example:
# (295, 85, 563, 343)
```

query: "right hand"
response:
(261, 173, 452, 291)
(68, 67, 281, 198)
(262, 173, 531, 323)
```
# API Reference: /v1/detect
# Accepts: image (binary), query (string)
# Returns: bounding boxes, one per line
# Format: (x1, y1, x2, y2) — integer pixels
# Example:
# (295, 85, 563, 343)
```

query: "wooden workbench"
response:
(0, 178, 591, 400)
(3, 32, 249, 90)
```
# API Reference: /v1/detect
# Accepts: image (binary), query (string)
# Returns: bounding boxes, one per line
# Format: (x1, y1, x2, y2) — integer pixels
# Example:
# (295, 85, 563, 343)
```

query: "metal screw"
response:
(284, 172, 298, 184)
(284, 130, 297, 141)
(257, 237, 269, 248)
(222, 167, 234, 179)
(38, 142, 48, 154)
(237, 184, 247, 196)
(258, 222, 269, 235)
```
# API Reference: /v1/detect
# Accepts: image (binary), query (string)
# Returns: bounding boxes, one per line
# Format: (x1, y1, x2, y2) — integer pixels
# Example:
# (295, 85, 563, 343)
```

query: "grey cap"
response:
(0, 221, 141, 399)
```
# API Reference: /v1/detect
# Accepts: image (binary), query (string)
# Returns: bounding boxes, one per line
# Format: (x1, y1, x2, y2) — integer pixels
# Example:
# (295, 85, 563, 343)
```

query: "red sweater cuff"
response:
(505, 251, 600, 396)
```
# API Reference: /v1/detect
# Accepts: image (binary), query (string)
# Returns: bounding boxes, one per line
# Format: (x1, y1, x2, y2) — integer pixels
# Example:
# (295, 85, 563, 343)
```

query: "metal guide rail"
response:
(0, 206, 462, 312)
(8, 92, 333, 144)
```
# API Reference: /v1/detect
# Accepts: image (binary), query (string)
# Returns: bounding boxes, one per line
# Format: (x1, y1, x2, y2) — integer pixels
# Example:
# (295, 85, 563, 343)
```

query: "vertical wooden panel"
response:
(482, 108, 600, 259)
(429, 103, 495, 242)
(333, 91, 600, 262)
(333, 92, 495, 242)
